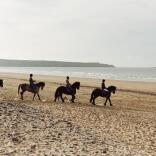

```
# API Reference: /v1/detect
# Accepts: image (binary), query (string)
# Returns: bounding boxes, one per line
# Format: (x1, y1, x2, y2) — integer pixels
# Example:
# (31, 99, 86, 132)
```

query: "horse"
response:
(18, 82, 45, 100)
(54, 82, 80, 103)
(0, 79, 3, 87)
(90, 86, 117, 106)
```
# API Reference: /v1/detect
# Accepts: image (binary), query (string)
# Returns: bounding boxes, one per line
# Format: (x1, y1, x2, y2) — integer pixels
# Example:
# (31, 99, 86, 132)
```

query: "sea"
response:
(0, 67, 156, 82)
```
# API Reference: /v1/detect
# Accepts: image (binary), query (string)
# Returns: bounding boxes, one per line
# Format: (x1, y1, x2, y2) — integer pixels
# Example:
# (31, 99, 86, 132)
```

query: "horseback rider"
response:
(29, 74, 36, 89)
(66, 76, 72, 92)
(101, 79, 106, 90)
(101, 79, 108, 96)
(66, 76, 71, 87)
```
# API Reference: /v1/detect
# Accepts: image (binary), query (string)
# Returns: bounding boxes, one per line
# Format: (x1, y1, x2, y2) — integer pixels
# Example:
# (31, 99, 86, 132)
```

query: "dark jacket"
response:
(29, 77, 35, 86)
(101, 82, 106, 89)
(66, 79, 71, 87)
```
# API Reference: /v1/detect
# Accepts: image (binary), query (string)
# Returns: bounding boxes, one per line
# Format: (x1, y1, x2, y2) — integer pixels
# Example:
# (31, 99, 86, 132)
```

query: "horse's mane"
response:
(107, 85, 117, 90)
(72, 81, 80, 84)
(71, 81, 80, 86)
(36, 82, 45, 86)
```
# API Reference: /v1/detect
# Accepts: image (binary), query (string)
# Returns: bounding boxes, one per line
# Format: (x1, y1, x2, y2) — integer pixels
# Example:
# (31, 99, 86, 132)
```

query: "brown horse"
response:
(18, 82, 45, 100)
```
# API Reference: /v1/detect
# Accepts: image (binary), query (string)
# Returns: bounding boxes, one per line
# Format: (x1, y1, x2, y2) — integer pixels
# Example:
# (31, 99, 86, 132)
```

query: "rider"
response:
(29, 74, 36, 89)
(66, 76, 71, 87)
(66, 76, 72, 92)
(101, 79, 108, 96)
(101, 79, 106, 90)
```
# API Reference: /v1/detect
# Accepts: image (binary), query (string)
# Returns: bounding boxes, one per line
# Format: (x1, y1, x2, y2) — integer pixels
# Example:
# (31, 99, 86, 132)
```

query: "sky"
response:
(0, 0, 156, 67)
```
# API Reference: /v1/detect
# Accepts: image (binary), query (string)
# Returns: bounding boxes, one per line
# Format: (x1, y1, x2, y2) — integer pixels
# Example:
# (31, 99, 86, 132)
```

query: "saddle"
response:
(66, 87, 73, 93)
(101, 89, 109, 96)
(30, 84, 36, 90)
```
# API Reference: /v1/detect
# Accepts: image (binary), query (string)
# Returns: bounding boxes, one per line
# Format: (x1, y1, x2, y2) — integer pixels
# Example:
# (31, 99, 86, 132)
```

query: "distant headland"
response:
(0, 59, 115, 67)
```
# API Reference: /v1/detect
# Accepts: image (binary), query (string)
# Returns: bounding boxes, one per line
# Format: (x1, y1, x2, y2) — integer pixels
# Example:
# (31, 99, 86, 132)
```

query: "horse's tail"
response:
(90, 91, 94, 103)
(18, 84, 21, 95)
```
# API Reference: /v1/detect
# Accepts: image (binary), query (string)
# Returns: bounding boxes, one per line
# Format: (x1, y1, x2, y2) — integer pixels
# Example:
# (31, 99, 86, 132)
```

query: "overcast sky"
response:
(0, 0, 156, 67)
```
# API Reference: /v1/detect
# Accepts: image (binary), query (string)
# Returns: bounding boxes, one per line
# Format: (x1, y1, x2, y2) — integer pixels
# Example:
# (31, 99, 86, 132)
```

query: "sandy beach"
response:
(0, 72, 156, 155)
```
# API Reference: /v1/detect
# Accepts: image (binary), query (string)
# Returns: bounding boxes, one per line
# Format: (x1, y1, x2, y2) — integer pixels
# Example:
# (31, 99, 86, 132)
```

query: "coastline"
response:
(0, 71, 156, 94)
(0, 66, 156, 83)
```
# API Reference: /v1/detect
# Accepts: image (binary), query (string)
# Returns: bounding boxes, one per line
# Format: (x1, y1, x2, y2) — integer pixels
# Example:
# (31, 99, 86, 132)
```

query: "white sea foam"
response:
(0, 67, 156, 82)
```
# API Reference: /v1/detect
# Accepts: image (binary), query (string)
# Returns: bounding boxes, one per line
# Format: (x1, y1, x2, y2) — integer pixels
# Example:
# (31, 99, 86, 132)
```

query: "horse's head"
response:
(37, 82, 45, 90)
(72, 81, 80, 90)
(107, 86, 117, 94)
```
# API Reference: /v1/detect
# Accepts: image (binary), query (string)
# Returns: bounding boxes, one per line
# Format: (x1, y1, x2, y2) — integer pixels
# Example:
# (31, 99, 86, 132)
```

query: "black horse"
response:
(90, 86, 117, 106)
(18, 82, 45, 100)
(0, 79, 3, 87)
(54, 82, 80, 103)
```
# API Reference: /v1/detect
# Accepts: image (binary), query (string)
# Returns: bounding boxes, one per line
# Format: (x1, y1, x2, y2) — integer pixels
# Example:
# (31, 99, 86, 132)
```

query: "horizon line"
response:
(0, 58, 155, 68)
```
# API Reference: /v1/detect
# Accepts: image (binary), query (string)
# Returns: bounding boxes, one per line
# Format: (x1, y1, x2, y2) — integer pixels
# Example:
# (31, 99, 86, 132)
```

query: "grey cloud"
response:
(0, 0, 156, 67)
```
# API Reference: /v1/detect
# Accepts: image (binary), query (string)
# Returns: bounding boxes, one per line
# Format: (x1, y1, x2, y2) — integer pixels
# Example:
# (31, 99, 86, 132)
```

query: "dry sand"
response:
(0, 72, 156, 155)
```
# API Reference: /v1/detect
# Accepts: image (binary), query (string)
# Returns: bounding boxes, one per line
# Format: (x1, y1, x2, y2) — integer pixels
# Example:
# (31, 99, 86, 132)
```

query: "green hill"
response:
(0, 59, 115, 67)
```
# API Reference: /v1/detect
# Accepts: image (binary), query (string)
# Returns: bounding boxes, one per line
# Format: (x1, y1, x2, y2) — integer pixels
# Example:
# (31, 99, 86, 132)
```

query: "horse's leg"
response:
(92, 97, 96, 105)
(37, 93, 41, 101)
(54, 93, 57, 102)
(57, 95, 60, 102)
(54, 96, 58, 102)
(108, 98, 112, 106)
(33, 93, 36, 101)
(54, 94, 60, 102)
(73, 95, 75, 103)
(20, 92, 22, 100)
(20, 91, 24, 100)
(104, 98, 108, 106)
(54, 90, 59, 102)
(70, 95, 73, 102)
(71, 95, 75, 103)
(60, 94, 64, 103)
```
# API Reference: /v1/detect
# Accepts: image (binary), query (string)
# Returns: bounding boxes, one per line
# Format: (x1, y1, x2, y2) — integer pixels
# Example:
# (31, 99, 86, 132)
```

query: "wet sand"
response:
(0, 72, 156, 155)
